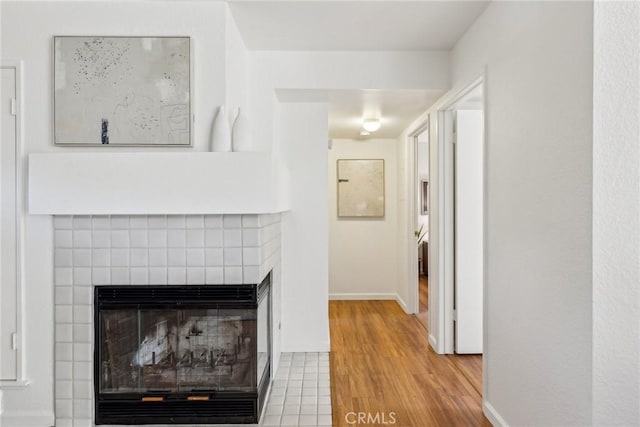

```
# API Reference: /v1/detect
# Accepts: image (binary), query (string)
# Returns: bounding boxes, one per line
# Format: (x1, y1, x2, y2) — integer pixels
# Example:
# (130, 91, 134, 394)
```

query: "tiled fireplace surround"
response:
(53, 214, 282, 427)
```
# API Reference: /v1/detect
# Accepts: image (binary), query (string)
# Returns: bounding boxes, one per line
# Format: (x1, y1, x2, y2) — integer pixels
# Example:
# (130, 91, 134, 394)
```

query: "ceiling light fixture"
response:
(359, 130, 370, 136)
(362, 118, 381, 133)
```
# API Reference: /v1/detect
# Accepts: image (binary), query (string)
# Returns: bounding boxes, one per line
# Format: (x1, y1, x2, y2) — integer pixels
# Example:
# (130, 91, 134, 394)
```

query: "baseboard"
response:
(328, 292, 398, 300)
(0, 411, 55, 427)
(428, 333, 438, 351)
(395, 294, 408, 312)
(483, 401, 509, 427)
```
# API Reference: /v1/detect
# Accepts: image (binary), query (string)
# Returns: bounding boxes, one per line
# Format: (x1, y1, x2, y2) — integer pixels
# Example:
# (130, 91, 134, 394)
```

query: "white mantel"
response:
(29, 152, 290, 215)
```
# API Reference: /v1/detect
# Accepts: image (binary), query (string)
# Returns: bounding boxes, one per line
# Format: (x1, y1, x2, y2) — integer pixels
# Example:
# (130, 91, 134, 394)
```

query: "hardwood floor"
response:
(329, 300, 491, 427)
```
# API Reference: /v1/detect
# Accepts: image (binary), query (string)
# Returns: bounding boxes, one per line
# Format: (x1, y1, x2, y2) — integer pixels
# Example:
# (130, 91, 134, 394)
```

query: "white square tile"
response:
(73, 418, 92, 427)
(243, 266, 260, 283)
(280, 415, 299, 426)
(73, 230, 92, 248)
(55, 361, 73, 379)
(92, 267, 110, 285)
(186, 248, 205, 266)
(300, 395, 316, 405)
(56, 268, 73, 286)
(269, 394, 286, 405)
(73, 268, 92, 286)
(56, 380, 73, 399)
(224, 229, 242, 247)
(168, 229, 186, 247)
(110, 230, 130, 248)
(148, 229, 168, 247)
(149, 267, 168, 285)
(54, 216, 73, 229)
(261, 414, 281, 426)
(92, 216, 110, 229)
(73, 362, 92, 380)
(55, 419, 73, 427)
(242, 214, 260, 228)
(56, 324, 73, 343)
(187, 268, 205, 285)
(266, 405, 283, 416)
(186, 215, 204, 228)
(72, 216, 92, 229)
(186, 229, 204, 247)
(318, 405, 332, 415)
(243, 248, 260, 265)
(167, 215, 186, 228)
(318, 396, 331, 405)
(92, 230, 110, 247)
(205, 267, 223, 284)
(168, 248, 186, 266)
(204, 215, 223, 228)
(73, 249, 91, 267)
(73, 306, 92, 324)
(224, 267, 243, 284)
(73, 343, 92, 361)
(111, 267, 129, 285)
(56, 343, 73, 361)
(110, 216, 130, 229)
(318, 387, 331, 397)
(205, 248, 223, 266)
(205, 229, 224, 247)
(299, 415, 317, 425)
(168, 267, 186, 285)
(55, 230, 73, 248)
(74, 287, 92, 305)
(131, 268, 149, 285)
(242, 229, 260, 247)
(318, 414, 332, 425)
(224, 248, 242, 266)
(223, 215, 242, 228)
(74, 324, 91, 343)
(55, 399, 73, 418)
(130, 229, 149, 247)
(55, 249, 73, 267)
(148, 215, 167, 228)
(92, 249, 110, 267)
(130, 248, 149, 267)
(73, 399, 92, 419)
(130, 216, 148, 228)
(111, 248, 130, 267)
(73, 380, 92, 400)
(55, 287, 73, 305)
(149, 248, 167, 266)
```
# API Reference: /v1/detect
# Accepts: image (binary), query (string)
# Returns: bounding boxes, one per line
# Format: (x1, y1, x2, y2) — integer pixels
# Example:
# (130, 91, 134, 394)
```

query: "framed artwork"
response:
(421, 180, 429, 215)
(54, 36, 192, 146)
(337, 159, 385, 217)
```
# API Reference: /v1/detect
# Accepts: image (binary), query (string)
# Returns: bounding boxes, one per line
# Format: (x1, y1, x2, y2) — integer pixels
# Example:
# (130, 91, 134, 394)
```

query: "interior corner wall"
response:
(328, 139, 399, 302)
(593, 2, 640, 424)
(450, 2, 593, 425)
(224, 4, 249, 119)
(278, 102, 330, 353)
(0, 2, 227, 424)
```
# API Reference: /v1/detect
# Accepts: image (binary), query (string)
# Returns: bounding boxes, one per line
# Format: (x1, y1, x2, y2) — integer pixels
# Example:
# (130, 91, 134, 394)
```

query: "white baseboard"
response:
(395, 294, 408, 312)
(0, 411, 54, 427)
(483, 401, 509, 427)
(428, 333, 438, 351)
(329, 292, 398, 301)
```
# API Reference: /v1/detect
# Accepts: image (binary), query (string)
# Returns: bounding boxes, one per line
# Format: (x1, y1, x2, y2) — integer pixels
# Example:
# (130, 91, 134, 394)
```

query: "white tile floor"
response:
(260, 352, 333, 427)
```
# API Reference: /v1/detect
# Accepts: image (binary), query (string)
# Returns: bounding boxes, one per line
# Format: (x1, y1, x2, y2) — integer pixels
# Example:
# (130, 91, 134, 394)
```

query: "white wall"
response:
(328, 139, 399, 301)
(593, 2, 640, 425)
(278, 102, 330, 353)
(450, 2, 593, 425)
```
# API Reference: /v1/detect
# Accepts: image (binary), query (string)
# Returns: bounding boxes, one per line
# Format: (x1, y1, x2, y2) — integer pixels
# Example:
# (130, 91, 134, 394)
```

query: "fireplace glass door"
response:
(99, 308, 257, 394)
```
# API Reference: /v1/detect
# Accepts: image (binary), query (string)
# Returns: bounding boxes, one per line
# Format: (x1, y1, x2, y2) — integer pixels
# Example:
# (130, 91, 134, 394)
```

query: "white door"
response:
(1, 67, 18, 379)
(454, 110, 484, 354)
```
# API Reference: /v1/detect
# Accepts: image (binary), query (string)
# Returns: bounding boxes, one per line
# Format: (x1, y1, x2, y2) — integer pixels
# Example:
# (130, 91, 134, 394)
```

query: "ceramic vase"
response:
(210, 106, 231, 152)
(231, 108, 252, 152)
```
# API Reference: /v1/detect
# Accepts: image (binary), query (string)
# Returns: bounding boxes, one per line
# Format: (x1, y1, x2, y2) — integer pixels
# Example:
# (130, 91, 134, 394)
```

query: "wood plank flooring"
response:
(329, 300, 490, 427)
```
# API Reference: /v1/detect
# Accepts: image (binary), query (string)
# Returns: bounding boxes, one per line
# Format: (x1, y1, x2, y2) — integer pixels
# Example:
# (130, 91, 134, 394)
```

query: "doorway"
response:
(414, 127, 430, 331)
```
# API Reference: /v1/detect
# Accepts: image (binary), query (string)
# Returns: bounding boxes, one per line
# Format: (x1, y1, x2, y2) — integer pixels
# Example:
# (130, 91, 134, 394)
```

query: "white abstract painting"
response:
(337, 159, 385, 217)
(54, 36, 191, 145)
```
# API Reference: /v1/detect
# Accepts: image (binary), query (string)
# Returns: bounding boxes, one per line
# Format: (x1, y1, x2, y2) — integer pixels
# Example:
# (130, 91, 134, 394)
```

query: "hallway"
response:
(329, 300, 490, 426)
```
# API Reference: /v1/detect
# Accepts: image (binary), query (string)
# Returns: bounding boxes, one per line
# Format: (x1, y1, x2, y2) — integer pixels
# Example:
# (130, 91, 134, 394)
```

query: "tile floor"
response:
(260, 352, 333, 426)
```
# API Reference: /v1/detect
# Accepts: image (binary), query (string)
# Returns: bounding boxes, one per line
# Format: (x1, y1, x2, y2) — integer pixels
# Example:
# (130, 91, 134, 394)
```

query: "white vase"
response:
(210, 106, 231, 152)
(231, 108, 252, 152)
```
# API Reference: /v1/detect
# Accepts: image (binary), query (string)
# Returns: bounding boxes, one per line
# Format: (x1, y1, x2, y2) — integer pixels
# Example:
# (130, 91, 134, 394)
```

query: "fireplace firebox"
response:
(93, 273, 271, 425)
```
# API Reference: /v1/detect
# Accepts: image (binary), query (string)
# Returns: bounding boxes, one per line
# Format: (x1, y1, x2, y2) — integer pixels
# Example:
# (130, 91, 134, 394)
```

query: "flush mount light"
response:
(362, 118, 381, 132)
(360, 130, 371, 136)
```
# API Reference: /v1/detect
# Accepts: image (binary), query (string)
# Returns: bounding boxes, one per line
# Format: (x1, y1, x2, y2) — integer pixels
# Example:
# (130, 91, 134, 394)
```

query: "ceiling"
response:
(230, 1, 490, 139)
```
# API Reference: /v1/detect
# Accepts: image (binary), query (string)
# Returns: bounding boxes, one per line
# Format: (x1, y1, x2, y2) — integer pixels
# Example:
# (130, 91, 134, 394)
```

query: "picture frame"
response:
(421, 180, 429, 215)
(53, 36, 192, 146)
(337, 159, 385, 217)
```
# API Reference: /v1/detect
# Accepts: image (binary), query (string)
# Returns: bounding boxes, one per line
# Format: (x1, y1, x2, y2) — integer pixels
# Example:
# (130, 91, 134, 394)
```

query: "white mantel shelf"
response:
(29, 152, 290, 215)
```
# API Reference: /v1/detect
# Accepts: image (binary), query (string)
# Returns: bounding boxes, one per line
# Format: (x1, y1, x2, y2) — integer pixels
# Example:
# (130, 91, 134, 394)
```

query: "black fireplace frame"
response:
(93, 274, 271, 425)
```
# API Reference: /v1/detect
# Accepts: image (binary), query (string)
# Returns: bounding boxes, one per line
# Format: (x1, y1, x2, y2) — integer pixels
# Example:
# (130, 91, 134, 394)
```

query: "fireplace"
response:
(93, 273, 271, 425)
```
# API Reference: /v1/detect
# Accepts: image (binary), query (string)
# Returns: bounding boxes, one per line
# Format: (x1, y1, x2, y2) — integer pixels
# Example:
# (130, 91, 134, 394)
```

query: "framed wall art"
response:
(54, 36, 192, 146)
(337, 159, 385, 217)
